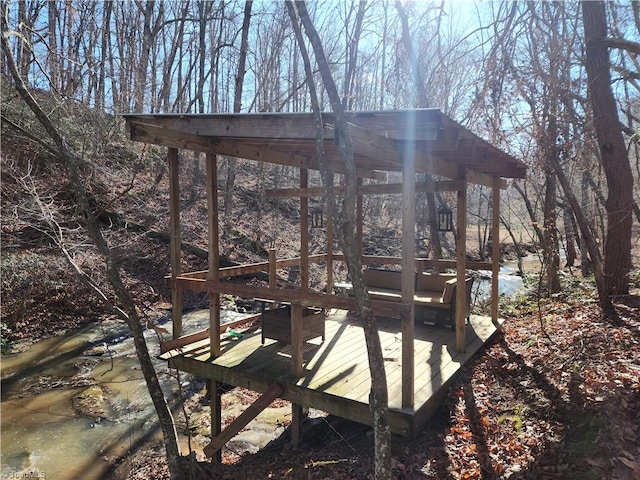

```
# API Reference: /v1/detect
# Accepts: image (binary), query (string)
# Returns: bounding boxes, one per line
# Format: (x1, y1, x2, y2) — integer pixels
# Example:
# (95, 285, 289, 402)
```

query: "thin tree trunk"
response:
(542, 171, 560, 293)
(580, 171, 593, 276)
(513, 181, 544, 245)
(224, 0, 252, 221)
(395, 1, 442, 260)
(289, 3, 392, 478)
(48, 2, 60, 93)
(1, 28, 185, 479)
(563, 203, 577, 267)
(583, 0, 634, 295)
(547, 143, 613, 312)
(97, 0, 112, 111)
(134, 1, 164, 112)
(195, 0, 213, 113)
(542, 113, 561, 293)
(159, 3, 188, 112)
(500, 215, 524, 275)
(342, 1, 366, 110)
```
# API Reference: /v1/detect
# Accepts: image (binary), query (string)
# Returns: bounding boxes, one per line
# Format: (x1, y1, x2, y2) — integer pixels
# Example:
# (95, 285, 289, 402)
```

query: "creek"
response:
(473, 254, 545, 301)
(0, 310, 260, 480)
(1, 262, 534, 479)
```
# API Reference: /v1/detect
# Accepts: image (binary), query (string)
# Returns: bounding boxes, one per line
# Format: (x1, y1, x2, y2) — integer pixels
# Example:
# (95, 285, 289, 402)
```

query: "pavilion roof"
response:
(123, 109, 526, 185)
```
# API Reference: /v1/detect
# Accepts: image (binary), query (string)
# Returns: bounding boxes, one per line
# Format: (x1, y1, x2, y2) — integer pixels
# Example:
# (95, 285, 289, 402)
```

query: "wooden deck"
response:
(163, 311, 503, 437)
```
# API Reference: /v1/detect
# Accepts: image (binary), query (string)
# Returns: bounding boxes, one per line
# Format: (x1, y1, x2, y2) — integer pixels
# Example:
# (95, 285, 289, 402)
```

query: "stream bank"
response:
(1, 310, 278, 480)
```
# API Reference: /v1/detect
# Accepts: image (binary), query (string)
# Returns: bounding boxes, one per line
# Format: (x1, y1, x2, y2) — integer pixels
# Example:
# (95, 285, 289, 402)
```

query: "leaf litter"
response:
(116, 292, 639, 480)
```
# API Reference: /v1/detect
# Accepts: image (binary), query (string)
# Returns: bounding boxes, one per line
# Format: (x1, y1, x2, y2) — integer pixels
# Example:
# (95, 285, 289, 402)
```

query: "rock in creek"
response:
(72, 385, 112, 421)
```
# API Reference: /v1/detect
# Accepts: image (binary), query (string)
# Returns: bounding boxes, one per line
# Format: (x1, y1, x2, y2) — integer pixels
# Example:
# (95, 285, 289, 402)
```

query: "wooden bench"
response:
(348, 269, 473, 330)
(414, 272, 473, 330)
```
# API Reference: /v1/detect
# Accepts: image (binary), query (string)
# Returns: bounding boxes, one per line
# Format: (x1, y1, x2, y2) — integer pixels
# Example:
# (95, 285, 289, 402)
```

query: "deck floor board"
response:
(167, 310, 502, 436)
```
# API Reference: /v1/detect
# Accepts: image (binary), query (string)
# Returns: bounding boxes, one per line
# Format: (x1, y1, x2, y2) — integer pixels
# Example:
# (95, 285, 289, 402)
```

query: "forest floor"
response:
(115, 288, 640, 480)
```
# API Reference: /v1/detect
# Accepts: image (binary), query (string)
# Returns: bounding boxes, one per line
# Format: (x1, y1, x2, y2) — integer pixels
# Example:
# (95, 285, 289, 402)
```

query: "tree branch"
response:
(592, 37, 640, 55)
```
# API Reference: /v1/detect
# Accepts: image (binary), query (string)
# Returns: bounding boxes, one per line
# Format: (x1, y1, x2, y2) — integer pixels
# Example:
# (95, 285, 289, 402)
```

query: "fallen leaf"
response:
(618, 456, 640, 472)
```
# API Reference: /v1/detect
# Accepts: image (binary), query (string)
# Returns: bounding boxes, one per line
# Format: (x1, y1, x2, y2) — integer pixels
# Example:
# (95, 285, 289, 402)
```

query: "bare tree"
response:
(582, 0, 635, 296)
(1, 19, 186, 480)
(288, 2, 392, 478)
(395, 1, 443, 261)
(224, 1, 252, 221)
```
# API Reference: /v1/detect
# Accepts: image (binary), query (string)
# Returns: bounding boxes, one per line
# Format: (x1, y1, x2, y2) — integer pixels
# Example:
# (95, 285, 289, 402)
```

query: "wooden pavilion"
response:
(123, 109, 526, 457)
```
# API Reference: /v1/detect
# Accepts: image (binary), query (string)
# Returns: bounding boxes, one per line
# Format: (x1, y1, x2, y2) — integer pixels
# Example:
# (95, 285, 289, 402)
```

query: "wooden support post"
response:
(491, 177, 501, 323)
(292, 168, 309, 446)
(326, 211, 334, 294)
(291, 303, 304, 377)
(206, 153, 221, 357)
(168, 148, 183, 339)
(300, 169, 309, 291)
(268, 247, 277, 310)
(204, 383, 283, 458)
(291, 403, 304, 449)
(290, 302, 304, 461)
(210, 380, 222, 463)
(456, 169, 468, 353)
(401, 150, 416, 409)
(357, 177, 364, 259)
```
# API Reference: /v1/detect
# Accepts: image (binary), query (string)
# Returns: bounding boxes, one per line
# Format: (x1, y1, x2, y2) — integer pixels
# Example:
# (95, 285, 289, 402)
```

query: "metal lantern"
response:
(311, 208, 325, 229)
(437, 205, 454, 232)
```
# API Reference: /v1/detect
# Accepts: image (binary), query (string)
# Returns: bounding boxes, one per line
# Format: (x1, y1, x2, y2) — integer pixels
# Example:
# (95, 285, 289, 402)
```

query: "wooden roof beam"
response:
(467, 169, 507, 189)
(127, 113, 320, 140)
(265, 180, 464, 198)
(129, 121, 386, 179)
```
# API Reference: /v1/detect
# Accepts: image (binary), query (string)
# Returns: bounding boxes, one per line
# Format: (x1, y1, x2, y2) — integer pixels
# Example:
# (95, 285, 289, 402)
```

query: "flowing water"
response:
(0, 310, 253, 480)
(473, 255, 544, 301)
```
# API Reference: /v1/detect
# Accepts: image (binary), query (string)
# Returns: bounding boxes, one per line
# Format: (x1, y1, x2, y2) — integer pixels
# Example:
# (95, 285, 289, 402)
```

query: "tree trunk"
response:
(542, 171, 560, 293)
(288, 3, 392, 478)
(500, 215, 524, 275)
(513, 181, 544, 245)
(546, 139, 613, 311)
(196, 0, 209, 114)
(395, 1, 442, 260)
(223, 0, 252, 221)
(542, 113, 561, 293)
(582, 0, 634, 295)
(563, 203, 577, 268)
(134, 1, 164, 112)
(47, 2, 60, 93)
(16, 1, 31, 78)
(580, 171, 593, 276)
(159, 3, 188, 112)
(1, 30, 185, 480)
(97, 0, 113, 111)
(342, 1, 366, 110)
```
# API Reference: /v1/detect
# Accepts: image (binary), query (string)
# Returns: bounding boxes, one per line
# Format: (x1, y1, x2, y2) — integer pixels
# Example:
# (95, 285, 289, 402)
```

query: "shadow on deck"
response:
(162, 311, 502, 437)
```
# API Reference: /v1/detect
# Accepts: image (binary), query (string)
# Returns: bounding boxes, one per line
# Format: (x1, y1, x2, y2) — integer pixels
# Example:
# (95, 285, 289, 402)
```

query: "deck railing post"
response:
(456, 169, 468, 353)
(491, 177, 501, 323)
(206, 152, 221, 356)
(357, 177, 363, 258)
(210, 380, 222, 463)
(300, 169, 309, 291)
(326, 210, 334, 294)
(401, 145, 416, 409)
(268, 248, 277, 309)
